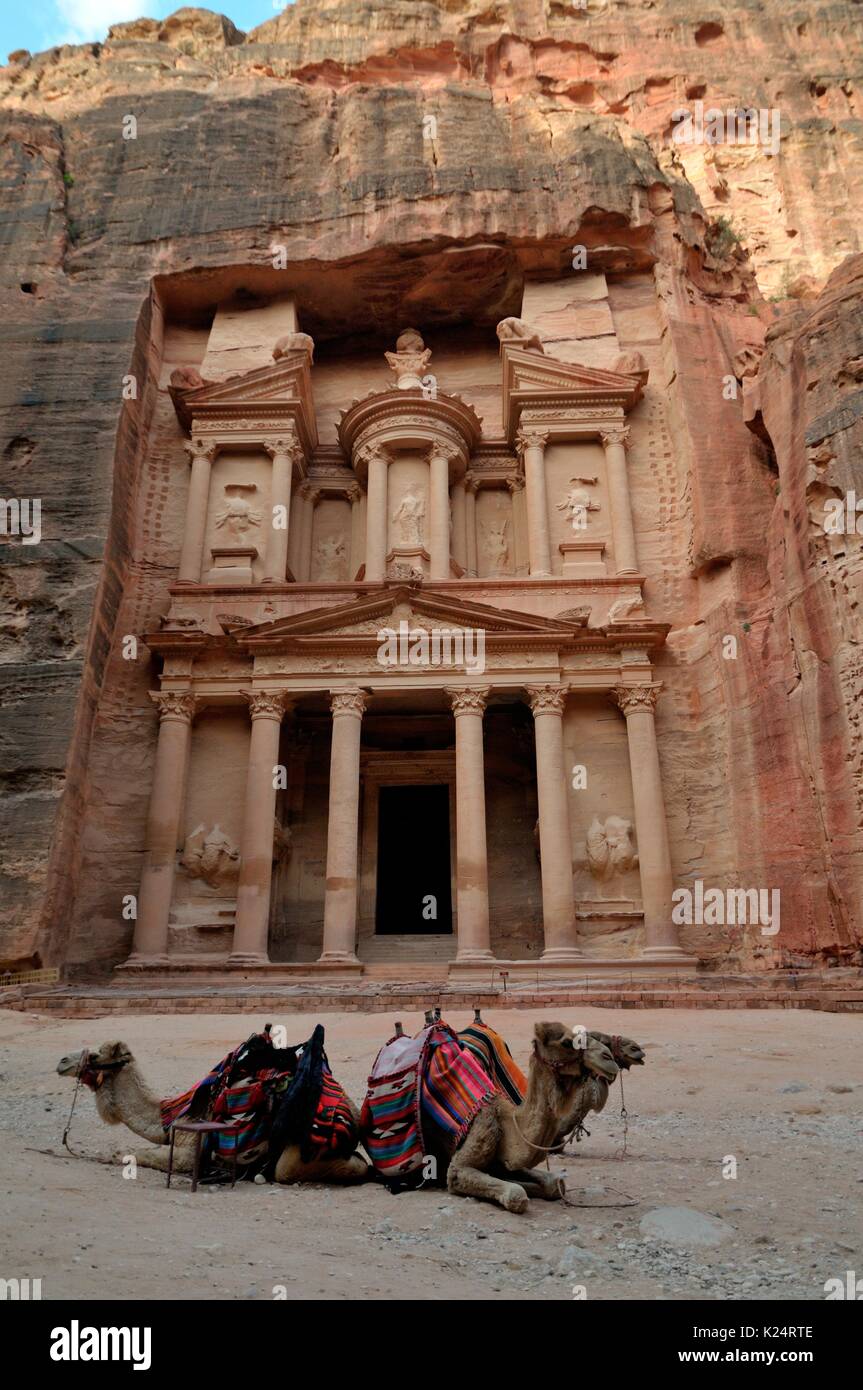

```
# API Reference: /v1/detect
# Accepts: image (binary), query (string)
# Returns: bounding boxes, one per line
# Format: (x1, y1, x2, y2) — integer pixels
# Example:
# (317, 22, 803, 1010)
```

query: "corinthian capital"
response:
(516, 428, 549, 455)
(355, 443, 389, 472)
(506, 474, 525, 494)
(184, 437, 218, 464)
(151, 691, 197, 723)
(600, 426, 631, 450)
(329, 688, 368, 717)
(446, 685, 490, 716)
(245, 690, 290, 721)
(613, 683, 660, 716)
(526, 684, 567, 717)
(264, 431, 303, 466)
(298, 482, 321, 505)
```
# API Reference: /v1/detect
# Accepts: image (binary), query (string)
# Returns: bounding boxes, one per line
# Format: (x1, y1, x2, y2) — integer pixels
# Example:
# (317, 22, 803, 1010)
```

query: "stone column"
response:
(229, 691, 289, 965)
(364, 447, 388, 583)
(601, 427, 638, 576)
(263, 436, 300, 583)
(451, 480, 467, 571)
(428, 444, 453, 581)
(507, 475, 528, 575)
(127, 693, 197, 964)
(297, 483, 319, 582)
(178, 439, 217, 583)
(527, 685, 582, 961)
(614, 684, 685, 956)
(465, 475, 479, 577)
(447, 687, 493, 961)
(517, 429, 553, 577)
(347, 484, 363, 581)
(319, 689, 367, 962)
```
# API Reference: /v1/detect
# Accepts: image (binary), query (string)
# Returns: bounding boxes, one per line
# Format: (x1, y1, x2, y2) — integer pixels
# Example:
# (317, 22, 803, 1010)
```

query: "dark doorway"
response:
(375, 784, 453, 934)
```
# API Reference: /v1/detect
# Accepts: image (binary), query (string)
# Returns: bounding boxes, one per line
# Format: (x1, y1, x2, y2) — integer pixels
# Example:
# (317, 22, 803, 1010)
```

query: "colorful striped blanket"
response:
(361, 1023, 498, 1185)
(158, 1028, 357, 1174)
(458, 1022, 527, 1104)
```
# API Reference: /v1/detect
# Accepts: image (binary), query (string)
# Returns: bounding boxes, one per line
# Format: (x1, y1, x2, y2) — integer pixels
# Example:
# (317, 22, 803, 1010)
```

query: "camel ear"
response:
(107, 1041, 132, 1063)
(534, 1022, 567, 1047)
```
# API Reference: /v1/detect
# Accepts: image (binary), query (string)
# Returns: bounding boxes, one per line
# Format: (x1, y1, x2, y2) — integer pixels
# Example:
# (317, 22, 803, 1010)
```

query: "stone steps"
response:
(4, 983, 862, 1018)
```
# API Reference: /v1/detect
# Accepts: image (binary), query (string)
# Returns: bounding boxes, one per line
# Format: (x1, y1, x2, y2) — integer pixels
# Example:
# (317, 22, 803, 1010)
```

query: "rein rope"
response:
(61, 1050, 87, 1157)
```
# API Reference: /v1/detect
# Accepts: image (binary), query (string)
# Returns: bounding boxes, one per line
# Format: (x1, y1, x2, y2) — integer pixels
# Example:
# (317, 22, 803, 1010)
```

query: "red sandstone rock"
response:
(0, 3, 861, 978)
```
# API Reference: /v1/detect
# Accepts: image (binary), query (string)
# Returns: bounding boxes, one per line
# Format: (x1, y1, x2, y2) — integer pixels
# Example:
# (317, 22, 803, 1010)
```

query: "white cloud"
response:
(51, 0, 150, 46)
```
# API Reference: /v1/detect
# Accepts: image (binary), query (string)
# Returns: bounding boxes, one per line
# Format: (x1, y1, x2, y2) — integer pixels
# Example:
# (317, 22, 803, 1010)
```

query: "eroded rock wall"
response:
(1, 1, 861, 971)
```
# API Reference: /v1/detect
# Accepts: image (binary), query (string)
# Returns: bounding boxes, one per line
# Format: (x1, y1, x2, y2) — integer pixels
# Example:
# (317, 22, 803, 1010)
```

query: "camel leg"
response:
(273, 1145, 369, 1185)
(507, 1167, 565, 1200)
(448, 1160, 529, 1213)
(111, 1145, 193, 1174)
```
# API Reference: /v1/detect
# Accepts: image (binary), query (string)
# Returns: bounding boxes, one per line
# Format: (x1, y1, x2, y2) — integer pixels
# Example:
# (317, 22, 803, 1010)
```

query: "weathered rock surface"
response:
(0, 2, 861, 972)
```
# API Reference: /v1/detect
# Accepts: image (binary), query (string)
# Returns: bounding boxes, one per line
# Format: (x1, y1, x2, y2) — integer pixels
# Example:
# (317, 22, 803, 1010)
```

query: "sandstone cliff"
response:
(1, 1, 861, 973)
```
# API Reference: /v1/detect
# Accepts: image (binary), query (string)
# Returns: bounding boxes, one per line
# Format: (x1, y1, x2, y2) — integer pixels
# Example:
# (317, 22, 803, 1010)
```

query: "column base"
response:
(455, 948, 496, 963)
(226, 952, 271, 967)
(118, 953, 169, 970)
(640, 945, 699, 964)
(529, 569, 552, 579)
(540, 946, 586, 963)
(317, 951, 363, 970)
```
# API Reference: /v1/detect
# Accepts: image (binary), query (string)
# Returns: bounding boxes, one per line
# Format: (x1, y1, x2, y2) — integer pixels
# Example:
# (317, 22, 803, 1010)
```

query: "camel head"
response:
(590, 1030, 646, 1070)
(56, 1041, 134, 1089)
(533, 1022, 619, 1084)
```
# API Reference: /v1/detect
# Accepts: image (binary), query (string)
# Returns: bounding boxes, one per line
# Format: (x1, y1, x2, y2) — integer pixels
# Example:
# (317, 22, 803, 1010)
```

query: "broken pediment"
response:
(501, 341, 643, 440)
(169, 354, 318, 453)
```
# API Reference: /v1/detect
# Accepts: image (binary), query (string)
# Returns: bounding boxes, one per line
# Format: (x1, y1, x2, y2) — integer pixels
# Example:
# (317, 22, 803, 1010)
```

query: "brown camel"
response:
(554, 1029, 646, 1146)
(56, 1042, 368, 1184)
(444, 1023, 620, 1213)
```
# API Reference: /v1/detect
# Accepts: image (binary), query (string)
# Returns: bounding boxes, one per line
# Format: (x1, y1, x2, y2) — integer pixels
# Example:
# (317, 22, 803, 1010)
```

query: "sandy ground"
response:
(2, 1004, 861, 1302)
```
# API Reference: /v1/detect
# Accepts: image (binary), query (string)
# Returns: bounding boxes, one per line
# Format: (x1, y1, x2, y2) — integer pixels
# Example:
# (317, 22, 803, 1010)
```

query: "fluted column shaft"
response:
(128, 693, 197, 963)
(263, 438, 300, 583)
(602, 428, 638, 576)
(451, 480, 467, 570)
(428, 446, 452, 580)
(347, 484, 363, 581)
(614, 684, 683, 955)
(527, 685, 581, 960)
(229, 693, 288, 964)
(465, 476, 479, 577)
(364, 450, 388, 582)
(447, 687, 493, 961)
(319, 689, 367, 962)
(178, 441, 216, 583)
(298, 484, 319, 582)
(518, 429, 552, 577)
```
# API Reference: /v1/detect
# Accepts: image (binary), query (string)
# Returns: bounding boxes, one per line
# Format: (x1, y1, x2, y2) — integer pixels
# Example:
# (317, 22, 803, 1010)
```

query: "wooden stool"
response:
(166, 1120, 243, 1192)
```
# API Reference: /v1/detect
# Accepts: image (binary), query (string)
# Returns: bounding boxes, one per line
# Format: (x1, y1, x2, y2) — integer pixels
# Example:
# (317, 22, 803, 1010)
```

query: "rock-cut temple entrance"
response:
(375, 784, 454, 936)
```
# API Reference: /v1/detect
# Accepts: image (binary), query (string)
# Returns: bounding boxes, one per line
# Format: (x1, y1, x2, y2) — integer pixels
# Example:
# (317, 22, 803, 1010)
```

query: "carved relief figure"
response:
(179, 824, 240, 888)
(482, 517, 510, 570)
(385, 328, 432, 390)
(496, 317, 545, 353)
(315, 533, 348, 579)
(586, 815, 639, 884)
(607, 594, 646, 624)
(393, 490, 426, 545)
(215, 484, 261, 539)
(557, 477, 600, 530)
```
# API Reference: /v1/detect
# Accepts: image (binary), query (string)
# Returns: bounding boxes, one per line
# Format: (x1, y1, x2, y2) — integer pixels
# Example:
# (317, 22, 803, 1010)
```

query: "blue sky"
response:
(1, 2, 294, 59)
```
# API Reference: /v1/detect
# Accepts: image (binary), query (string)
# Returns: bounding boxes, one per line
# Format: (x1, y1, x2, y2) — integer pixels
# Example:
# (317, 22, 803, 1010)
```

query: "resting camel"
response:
(444, 1023, 620, 1213)
(554, 1029, 646, 1146)
(56, 1041, 368, 1184)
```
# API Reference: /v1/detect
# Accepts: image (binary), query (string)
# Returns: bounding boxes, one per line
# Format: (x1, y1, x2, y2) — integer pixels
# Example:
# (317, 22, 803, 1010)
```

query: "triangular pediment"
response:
(238, 585, 588, 649)
(170, 355, 317, 450)
(501, 344, 642, 438)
